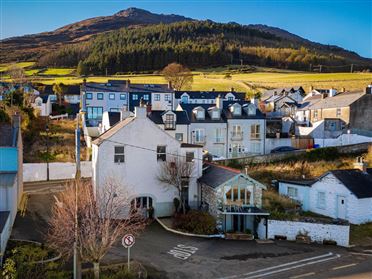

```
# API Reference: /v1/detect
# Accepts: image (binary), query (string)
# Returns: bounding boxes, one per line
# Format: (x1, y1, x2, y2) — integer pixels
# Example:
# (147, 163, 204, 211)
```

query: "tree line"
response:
(37, 21, 363, 74)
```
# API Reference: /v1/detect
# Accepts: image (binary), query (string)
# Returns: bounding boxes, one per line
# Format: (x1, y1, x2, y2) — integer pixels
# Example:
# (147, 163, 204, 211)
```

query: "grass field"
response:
(1, 63, 371, 93)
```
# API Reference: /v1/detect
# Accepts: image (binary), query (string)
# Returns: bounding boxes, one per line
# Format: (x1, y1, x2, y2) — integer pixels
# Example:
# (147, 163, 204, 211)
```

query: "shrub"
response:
(0, 108, 10, 123)
(305, 147, 339, 161)
(173, 210, 216, 234)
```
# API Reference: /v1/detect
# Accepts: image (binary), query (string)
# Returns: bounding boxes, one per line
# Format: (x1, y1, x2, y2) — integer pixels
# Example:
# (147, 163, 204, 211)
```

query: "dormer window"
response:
(244, 104, 256, 116)
(212, 110, 220, 119)
(193, 107, 205, 120)
(164, 113, 175, 130)
(230, 104, 242, 116)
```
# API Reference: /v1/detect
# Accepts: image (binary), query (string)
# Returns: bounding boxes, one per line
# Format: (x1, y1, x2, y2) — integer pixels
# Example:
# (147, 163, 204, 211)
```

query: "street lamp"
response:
(46, 121, 50, 181)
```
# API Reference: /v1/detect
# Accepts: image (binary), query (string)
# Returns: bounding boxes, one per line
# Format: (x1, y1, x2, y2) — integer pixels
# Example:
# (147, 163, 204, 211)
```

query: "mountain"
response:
(0, 8, 193, 62)
(1, 8, 371, 72)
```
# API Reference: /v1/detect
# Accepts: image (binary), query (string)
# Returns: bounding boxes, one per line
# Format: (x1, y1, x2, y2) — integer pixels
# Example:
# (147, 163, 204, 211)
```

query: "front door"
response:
(233, 215, 245, 232)
(336, 196, 346, 219)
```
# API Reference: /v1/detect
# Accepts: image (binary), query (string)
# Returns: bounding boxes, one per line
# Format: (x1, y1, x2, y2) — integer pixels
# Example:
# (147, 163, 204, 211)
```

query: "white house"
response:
(63, 85, 81, 104)
(92, 104, 203, 218)
(278, 158, 372, 224)
(31, 95, 52, 116)
(178, 97, 265, 159)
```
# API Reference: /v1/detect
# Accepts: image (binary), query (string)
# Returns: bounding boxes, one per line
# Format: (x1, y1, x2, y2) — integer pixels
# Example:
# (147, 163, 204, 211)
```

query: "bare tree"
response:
(47, 179, 145, 279)
(157, 156, 194, 214)
(162, 63, 193, 91)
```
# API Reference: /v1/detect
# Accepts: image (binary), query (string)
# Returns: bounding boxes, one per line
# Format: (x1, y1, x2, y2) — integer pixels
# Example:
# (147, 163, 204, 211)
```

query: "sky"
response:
(1, 0, 371, 58)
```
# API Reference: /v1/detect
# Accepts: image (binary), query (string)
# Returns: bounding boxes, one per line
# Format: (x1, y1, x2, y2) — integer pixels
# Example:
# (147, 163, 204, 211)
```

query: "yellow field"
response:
(1, 63, 371, 93)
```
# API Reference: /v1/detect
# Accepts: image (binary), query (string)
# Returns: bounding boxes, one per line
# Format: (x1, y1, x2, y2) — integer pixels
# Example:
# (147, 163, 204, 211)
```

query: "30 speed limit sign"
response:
(122, 234, 135, 248)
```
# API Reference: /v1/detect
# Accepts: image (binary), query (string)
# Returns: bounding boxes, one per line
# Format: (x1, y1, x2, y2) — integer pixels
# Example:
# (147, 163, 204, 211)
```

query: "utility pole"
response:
(240, 59, 243, 67)
(46, 119, 50, 181)
(74, 112, 82, 279)
(309, 63, 312, 72)
(350, 64, 354, 73)
(319, 65, 322, 73)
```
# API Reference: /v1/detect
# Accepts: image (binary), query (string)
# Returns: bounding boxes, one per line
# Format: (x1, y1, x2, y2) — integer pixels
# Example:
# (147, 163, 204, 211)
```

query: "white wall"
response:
(23, 162, 92, 182)
(267, 219, 350, 247)
(314, 134, 372, 147)
(265, 138, 292, 154)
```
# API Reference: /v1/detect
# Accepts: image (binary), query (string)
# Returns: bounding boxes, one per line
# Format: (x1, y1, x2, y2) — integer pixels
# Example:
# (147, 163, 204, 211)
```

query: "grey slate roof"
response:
(308, 92, 365, 110)
(330, 169, 372, 199)
(148, 110, 190, 125)
(278, 179, 316, 187)
(198, 163, 241, 188)
(261, 86, 305, 100)
(84, 81, 173, 93)
(298, 95, 322, 110)
(175, 91, 245, 100)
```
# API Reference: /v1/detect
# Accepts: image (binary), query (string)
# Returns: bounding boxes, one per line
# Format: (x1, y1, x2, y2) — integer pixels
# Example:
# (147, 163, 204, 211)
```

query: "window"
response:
(336, 108, 341, 117)
(212, 110, 220, 119)
(97, 93, 103, 100)
(143, 94, 149, 101)
(164, 114, 175, 130)
(251, 124, 260, 139)
(194, 129, 205, 143)
(86, 93, 93, 100)
(228, 97, 234, 101)
(196, 110, 205, 119)
(175, 133, 183, 142)
(110, 108, 120, 112)
(250, 142, 261, 154)
(225, 186, 251, 205)
(164, 94, 171, 101)
(157, 145, 166, 161)
(317, 192, 326, 209)
(114, 146, 125, 163)
(186, 152, 194, 162)
(87, 107, 103, 120)
(287, 187, 298, 198)
(109, 93, 115, 100)
(247, 104, 256, 115)
(215, 128, 223, 143)
(232, 125, 242, 137)
(154, 94, 160, 101)
(132, 94, 138, 100)
(120, 94, 126, 100)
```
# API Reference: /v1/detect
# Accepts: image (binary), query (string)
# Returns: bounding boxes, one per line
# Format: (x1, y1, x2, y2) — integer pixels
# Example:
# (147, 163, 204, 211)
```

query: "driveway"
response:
(11, 191, 372, 279)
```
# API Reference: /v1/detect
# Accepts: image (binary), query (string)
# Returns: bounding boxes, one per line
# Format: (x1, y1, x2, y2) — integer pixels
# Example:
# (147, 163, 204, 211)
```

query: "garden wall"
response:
(267, 219, 350, 247)
(23, 161, 92, 182)
(315, 134, 372, 148)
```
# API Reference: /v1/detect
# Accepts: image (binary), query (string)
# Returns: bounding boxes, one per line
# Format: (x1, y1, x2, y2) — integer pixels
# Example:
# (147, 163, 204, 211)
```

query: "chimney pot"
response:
(126, 79, 130, 89)
(354, 156, 367, 173)
(168, 81, 172, 89)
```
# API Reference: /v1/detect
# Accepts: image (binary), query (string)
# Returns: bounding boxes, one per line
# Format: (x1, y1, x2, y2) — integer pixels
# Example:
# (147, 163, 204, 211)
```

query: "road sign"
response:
(122, 234, 135, 248)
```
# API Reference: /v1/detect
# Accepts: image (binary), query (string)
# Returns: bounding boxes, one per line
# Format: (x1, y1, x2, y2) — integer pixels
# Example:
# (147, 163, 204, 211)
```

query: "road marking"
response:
(351, 252, 372, 257)
(167, 244, 198, 260)
(332, 263, 357, 270)
(219, 252, 334, 279)
(242, 254, 340, 279)
(290, 272, 316, 279)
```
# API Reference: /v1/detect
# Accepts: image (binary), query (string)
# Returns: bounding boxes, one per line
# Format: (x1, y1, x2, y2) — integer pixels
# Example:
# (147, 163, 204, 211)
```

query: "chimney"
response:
(126, 79, 131, 89)
(212, 88, 215, 92)
(216, 94, 223, 109)
(328, 88, 336, 97)
(120, 106, 131, 121)
(250, 97, 258, 106)
(231, 87, 234, 93)
(168, 81, 172, 90)
(365, 83, 372, 94)
(134, 106, 147, 119)
(354, 156, 367, 173)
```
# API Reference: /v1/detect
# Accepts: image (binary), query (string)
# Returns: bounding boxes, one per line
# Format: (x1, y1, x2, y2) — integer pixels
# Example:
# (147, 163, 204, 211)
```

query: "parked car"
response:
(270, 146, 298, 153)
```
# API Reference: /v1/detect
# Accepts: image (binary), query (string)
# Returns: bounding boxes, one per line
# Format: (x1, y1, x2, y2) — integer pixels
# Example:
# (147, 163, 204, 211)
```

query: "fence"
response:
(49, 113, 68, 120)
(315, 134, 372, 148)
(23, 161, 92, 182)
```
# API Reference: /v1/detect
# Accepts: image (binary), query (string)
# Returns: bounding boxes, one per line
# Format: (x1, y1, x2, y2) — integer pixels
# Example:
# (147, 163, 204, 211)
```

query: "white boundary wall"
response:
(23, 162, 92, 182)
(315, 134, 372, 148)
(267, 220, 349, 247)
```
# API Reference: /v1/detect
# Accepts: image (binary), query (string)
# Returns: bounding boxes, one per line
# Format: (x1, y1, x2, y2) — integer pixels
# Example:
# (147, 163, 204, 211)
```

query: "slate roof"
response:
(278, 179, 316, 187)
(148, 110, 190, 125)
(92, 117, 135, 146)
(330, 169, 372, 199)
(261, 86, 305, 100)
(85, 81, 173, 93)
(179, 101, 264, 123)
(298, 95, 322, 110)
(308, 91, 365, 110)
(175, 91, 245, 100)
(65, 85, 81, 95)
(198, 163, 241, 188)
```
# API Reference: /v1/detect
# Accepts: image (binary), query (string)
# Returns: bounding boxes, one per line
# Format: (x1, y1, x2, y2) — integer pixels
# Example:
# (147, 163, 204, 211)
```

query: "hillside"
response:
(1, 8, 371, 72)
(0, 7, 192, 62)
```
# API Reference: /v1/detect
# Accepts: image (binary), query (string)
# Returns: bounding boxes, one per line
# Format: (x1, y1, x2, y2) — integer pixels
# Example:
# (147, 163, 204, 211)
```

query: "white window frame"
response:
(114, 146, 125, 163)
(250, 124, 260, 139)
(154, 94, 160, 101)
(317, 191, 326, 209)
(287, 186, 298, 198)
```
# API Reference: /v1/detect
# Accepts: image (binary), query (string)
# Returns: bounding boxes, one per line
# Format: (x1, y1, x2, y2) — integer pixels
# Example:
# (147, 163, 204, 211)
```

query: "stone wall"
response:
(267, 219, 350, 247)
